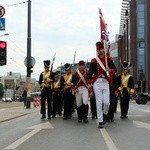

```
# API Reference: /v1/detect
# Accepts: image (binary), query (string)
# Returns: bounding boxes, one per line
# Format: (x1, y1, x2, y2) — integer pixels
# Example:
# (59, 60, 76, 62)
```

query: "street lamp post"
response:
(25, 0, 32, 109)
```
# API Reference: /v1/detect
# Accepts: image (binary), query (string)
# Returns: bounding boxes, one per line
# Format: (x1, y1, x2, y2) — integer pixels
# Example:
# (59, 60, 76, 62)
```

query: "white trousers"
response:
(93, 78, 110, 123)
(75, 86, 89, 107)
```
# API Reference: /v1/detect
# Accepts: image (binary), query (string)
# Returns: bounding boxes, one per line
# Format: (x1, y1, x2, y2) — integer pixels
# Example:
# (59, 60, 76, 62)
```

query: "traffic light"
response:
(27, 66, 33, 76)
(0, 41, 7, 66)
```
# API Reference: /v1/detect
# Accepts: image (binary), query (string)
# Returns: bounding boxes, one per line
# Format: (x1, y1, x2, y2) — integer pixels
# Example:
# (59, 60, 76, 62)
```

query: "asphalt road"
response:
(0, 101, 150, 150)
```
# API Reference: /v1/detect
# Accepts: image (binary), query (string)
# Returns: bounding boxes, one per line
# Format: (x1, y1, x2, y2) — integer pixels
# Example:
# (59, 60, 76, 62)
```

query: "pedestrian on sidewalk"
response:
(22, 88, 27, 107)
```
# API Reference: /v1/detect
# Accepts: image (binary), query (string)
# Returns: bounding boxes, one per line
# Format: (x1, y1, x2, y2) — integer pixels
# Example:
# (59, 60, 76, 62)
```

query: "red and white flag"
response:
(99, 8, 110, 41)
(98, 8, 110, 52)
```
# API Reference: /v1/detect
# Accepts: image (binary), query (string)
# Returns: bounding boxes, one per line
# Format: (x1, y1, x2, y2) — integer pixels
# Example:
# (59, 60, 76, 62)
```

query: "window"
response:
(138, 42, 145, 48)
(137, 11, 144, 19)
(137, 26, 144, 33)
(137, 33, 144, 39)
(137, 3, 144, 11)
(138, 19, 144, 26)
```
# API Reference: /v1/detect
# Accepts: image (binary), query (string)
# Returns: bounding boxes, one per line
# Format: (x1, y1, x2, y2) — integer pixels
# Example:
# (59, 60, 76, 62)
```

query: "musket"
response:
(58, 62, 62, 85)
(50, 52, 56, 76)
(42, 53, 56, 84)
(72, 51, 76, 72)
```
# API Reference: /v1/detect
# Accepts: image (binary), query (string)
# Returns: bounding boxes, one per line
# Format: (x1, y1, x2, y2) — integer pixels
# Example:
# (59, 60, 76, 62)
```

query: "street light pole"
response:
(25, 0, 32, 109)
(27, 0, 31, 77)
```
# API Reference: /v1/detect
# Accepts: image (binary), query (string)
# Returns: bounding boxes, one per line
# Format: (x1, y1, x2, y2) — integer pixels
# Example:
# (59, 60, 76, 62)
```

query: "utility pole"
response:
(25, 0, 32, 108)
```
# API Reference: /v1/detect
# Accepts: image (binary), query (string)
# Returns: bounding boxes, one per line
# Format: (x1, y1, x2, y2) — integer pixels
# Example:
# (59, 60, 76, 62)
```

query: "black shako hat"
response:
(54, 71, 59, 78)
(43, 60, 50, 68)
(122, 61, 129, 70)
(96, 41, 104, 50)
(64, 63, 71, 70)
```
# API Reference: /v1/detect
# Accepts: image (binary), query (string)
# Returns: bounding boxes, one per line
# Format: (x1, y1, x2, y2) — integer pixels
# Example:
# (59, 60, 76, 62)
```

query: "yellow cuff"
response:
(118, 87, 122, 91)
(130, 89, 134, 94)
(42, 83, 45, 87)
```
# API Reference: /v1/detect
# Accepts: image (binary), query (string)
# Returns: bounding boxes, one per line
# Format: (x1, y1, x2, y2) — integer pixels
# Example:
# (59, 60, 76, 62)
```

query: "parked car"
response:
(135, 92, 150, 104)
(2, 97, 12, 102)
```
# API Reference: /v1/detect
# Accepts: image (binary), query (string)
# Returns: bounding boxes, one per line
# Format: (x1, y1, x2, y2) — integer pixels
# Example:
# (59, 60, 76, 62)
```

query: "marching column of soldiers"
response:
(38, 41, 135, 129)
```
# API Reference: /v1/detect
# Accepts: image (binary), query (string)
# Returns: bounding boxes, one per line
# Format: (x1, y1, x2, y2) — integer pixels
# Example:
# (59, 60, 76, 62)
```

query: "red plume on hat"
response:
(96, 41, 104, 50)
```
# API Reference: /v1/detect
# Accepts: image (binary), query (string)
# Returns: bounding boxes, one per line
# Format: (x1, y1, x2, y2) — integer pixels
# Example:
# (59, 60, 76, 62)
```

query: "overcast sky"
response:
(0, 0, 122, 80)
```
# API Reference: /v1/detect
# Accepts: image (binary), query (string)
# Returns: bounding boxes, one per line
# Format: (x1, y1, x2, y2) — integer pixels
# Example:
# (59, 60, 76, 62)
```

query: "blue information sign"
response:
(0, 18, 5, 30)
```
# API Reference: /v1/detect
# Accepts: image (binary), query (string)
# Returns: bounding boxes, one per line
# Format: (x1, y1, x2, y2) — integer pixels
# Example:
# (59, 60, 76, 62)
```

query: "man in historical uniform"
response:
(60, 63, 74, 119)
(72, 60, 89, 123)
(118, 61, 135, 119)
(52, 71, 63, 118)
(39, 60, 55, 119)
(88, 41, 116, 128)
(107, 70, 118, 122)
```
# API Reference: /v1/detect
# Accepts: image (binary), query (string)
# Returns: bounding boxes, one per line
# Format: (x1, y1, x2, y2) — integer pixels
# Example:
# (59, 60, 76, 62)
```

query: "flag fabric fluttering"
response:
(98, 8, 110, 46)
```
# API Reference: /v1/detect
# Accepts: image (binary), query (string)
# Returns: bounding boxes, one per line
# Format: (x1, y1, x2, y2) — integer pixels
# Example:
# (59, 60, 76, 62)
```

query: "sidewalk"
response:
(0, 101, 39, 123)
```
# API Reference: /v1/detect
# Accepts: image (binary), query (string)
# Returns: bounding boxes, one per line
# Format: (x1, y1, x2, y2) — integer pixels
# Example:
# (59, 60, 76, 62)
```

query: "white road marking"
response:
(133, 120, 150, 130)
(140, 109, 150, 113)
(100, 128, 118, 150)
(5, 122, 53, 149)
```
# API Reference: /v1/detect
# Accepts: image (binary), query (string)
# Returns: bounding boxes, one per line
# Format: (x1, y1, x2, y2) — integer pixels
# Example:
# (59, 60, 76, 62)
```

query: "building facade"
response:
(0, 72, 39, 100)
(118, 0, 150, 93)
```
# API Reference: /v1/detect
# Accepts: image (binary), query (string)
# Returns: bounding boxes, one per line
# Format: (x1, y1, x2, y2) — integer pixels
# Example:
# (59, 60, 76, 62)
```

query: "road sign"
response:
(0, 18, 5, 30)
(0, 5, 5, 18)
(24, 56, 36, 67)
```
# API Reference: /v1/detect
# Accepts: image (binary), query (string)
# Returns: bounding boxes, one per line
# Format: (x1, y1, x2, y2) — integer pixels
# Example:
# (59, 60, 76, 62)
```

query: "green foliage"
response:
(0, 83, 4, 99)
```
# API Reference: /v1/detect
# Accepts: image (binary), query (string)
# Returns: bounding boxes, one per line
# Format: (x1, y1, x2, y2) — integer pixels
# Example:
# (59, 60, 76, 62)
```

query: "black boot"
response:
(41, 114, 46, 119)
(77, 106, 82, 122)
(98, 122, 103, 128)
(83, 104, 89, 123)
(103, 114, 107, 124)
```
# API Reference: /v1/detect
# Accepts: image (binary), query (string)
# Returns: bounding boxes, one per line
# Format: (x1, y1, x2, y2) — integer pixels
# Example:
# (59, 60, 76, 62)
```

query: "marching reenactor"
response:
(52, 71, 63, 118)
(39, 60, 55, 119)
(72, 60, 90, 123)
(60, 63, 74, 120)
(90, 93, 97, 119)
(118, 61, 135, 119)
(114, 73, 119, 113)
(88, 41, 116, 128)
(106, 53, 118, 122)
(107, 71, 118, 122)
